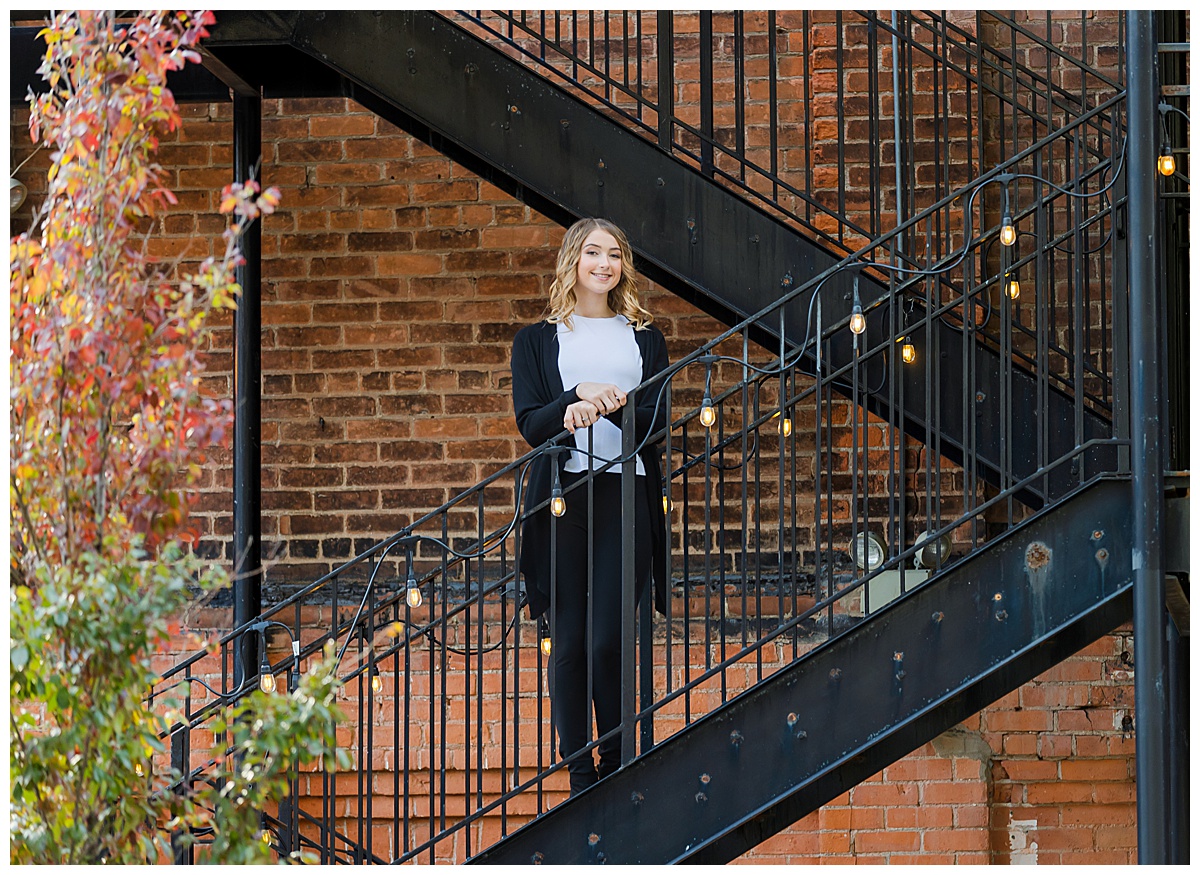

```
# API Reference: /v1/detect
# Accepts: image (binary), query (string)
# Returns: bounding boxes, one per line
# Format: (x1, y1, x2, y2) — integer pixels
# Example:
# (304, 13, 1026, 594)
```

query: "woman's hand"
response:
(564, 399, 601, 434)
(574, 382, 627, 415)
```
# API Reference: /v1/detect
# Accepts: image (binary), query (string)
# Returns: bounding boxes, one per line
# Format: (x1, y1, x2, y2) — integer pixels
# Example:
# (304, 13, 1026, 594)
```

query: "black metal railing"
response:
(150, 12, 1138, 864)
(452, 11, 1122, 248)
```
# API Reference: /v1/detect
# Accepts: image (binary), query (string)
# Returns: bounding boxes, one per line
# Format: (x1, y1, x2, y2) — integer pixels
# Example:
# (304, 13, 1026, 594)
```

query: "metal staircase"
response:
(195, 10, 1117, 508)
(40, 9, 1163, 864)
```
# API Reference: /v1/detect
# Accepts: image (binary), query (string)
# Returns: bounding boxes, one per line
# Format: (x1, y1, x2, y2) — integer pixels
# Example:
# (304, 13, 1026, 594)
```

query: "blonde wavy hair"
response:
(546, 218, 653, 330)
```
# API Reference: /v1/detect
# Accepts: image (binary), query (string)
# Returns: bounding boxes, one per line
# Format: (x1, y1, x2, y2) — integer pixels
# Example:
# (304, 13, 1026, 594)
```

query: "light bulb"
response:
(901, 338, 916, 364)
(1158, 150, 1176, 177)
(1006, 277, 1021, 300)
(134, 762, 144, 777)
(699, 402, 716, 428)
(662, 493, 670, 515)
(1000, 218, 1016, 247)
(781, 417, 792, 437)
(849, 308, 866, 335)
(371, 673, 383, 694)
(540, 636, 552, 656)
(260, 830, 272, 845)
(550, 493, 566, 517)
(259, 671, 276, 694)
(406, 584, 423, 608)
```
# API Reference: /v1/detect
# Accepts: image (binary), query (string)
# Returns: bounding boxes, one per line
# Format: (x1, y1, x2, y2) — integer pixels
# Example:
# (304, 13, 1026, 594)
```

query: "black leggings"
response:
(548, 471, 652, 790)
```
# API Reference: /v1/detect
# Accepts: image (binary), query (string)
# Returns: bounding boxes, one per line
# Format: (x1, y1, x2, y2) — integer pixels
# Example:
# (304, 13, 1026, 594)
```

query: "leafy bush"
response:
(10, 11, 347, 864)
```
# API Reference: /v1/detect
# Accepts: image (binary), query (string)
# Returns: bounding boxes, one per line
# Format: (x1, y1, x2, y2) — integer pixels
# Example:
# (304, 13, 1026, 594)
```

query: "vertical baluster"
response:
(635, 12, 643, 124)
(663, 379, 674, 705)
(327, 574, 338, 864)
(703, 383, 714, 677)
(699, 11, 714, 177)
(771, 10, 780, 204)
(603, 11, 611, 103)
(851, 287, 865, 614)
(585, 428, 594, 762)
(619, 394, 637, 765)
(867, 14, 880, 240)
(171, 711, 191, 863)
(437, 520, 449, 854)
(402, 550, 412, 860)
(734, 11, 745, 183)
(511, 469, 528, 807)
(657, 11, 674, 150)
(356, 621, 366, 862)
(835, 11, 846, 243)
(571, 10, 578, 82)
(544, 451, 558, 811)
(739, 331, 751, 664)
(1034, 149, 1049, 500)
(681, 416, 692, 725)
(1072, 134, 1087, 487)
(776, 312, 787, 638)
(718, 372, 730, 702)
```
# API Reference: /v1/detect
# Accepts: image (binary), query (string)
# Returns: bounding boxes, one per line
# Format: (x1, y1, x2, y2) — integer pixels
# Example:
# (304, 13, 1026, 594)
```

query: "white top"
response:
(557, 314, 645, 475)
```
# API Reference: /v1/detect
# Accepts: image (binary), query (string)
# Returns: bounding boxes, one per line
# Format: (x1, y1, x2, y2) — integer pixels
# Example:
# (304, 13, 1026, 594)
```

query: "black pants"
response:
(548, 471, 651, 793)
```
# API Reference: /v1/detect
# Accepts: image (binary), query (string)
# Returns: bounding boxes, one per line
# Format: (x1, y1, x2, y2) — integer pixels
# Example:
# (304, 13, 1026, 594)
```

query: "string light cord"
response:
(1159, 102, 1190, 125)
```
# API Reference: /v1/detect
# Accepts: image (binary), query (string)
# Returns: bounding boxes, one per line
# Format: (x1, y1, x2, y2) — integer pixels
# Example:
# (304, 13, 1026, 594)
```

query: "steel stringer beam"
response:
(470, 477, 1133, 864)
(196, 10, 1112, 505)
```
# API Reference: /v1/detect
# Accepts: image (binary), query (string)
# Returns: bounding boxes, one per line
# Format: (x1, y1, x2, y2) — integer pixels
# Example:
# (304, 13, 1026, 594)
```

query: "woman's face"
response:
(574, 228, 623, 302)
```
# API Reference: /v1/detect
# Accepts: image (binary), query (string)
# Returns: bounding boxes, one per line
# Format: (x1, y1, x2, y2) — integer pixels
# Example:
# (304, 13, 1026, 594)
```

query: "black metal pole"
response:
(232, 91, 263, 687)
(620, 395, 637, 765)
(1125, 12, 1169, 865)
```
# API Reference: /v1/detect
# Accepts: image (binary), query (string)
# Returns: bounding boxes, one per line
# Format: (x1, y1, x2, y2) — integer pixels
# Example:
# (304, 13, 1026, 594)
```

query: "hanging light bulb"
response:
(371, 672, 383, 694)
(258, 648, 276, 693)
(999, 216, 1016, 247)
(849, 275, 866, 335)
(549, 458, 567, 516)
(699, 357, 717, 428)
(849, 305, 866, 335)
(1005, 273, 1021, 300)
(540, 635, 552, 656)
(1158, 144, 1176, 177)
(999, 176, 1016, 246)
(900, 337, 916, 364)
(134, 762, 145, 777)
(781, 416, 792, 437)
(404, 546, 423, 607)
(662, 491, 670, 515)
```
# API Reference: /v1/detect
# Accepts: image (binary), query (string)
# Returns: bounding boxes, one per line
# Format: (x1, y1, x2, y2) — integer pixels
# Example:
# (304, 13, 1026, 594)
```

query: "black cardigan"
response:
(510, 319, 671, 620)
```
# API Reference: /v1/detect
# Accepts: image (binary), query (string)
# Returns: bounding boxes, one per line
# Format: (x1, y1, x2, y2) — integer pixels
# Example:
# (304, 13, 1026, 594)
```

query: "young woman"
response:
(510, 217, 670, 796)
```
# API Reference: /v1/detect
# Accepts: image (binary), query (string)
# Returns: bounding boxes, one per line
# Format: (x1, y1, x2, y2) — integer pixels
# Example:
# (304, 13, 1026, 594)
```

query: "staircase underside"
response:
(471, 476, 1132, 864)
(132, 8, 1111, 507)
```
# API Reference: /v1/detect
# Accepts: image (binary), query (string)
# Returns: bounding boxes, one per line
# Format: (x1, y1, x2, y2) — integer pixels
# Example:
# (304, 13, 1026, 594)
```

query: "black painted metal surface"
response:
(471, 477, 1133, 864)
